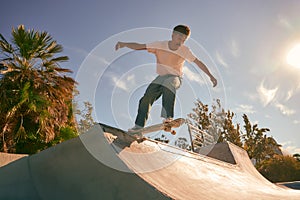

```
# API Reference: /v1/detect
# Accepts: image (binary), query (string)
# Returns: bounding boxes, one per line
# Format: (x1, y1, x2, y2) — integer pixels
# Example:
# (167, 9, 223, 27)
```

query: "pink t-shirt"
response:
(146, 41, 196, 76)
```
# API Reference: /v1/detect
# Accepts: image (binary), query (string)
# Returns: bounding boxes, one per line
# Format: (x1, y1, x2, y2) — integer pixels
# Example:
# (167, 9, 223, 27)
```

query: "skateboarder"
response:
(115, 25, 217, 132)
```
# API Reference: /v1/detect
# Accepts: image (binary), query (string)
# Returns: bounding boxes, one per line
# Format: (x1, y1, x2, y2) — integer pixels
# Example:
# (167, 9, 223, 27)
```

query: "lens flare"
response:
(287, 43, 300, 68)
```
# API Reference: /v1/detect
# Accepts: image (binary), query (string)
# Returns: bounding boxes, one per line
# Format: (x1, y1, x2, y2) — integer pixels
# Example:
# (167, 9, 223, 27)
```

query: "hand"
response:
(210, 76, 217, 87)
(115, 42, 124, 51)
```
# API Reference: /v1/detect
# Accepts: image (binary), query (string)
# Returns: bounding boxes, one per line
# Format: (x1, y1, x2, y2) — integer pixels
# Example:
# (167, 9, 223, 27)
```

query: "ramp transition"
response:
(0, 124, 300, 200)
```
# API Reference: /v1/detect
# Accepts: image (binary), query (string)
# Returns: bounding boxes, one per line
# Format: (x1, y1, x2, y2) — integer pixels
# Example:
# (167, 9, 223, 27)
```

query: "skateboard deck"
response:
(127, 118, 185, 139)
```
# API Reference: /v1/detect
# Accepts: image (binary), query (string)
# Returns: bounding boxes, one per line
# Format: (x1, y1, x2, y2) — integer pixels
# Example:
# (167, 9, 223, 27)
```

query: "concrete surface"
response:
(0, 125, 169, 200)
(0, 124, 300, 200)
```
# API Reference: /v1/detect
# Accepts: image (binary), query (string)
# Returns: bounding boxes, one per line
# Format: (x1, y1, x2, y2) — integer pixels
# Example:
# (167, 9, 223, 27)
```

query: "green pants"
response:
(135, 75, 182, 127)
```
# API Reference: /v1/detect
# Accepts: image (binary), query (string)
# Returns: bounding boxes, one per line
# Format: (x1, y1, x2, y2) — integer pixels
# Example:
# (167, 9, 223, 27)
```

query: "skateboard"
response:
(127, 118, 185, 139)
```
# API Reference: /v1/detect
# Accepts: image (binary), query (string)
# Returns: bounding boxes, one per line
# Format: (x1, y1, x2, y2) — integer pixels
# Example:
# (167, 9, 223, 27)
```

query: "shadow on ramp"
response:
(0, 124, 170, 200)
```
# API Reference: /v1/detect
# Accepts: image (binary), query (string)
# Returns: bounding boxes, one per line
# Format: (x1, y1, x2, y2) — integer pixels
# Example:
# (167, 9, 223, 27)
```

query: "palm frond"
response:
(0, 33, 10, 44)
(46, 41, 63, 54)
(53, 67, 73, 73)
(12, 25, 27, 56)
(0, 34, 14, 54)
(50, 56, 69, 63)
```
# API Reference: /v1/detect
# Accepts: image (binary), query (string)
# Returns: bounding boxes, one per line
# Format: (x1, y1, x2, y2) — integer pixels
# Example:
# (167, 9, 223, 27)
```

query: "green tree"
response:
(72, 89, 96, 134)
(187, 99, 210, 131)
(218, 111, 243, 148)
(258, 155, 300, 182)
(208, 99, 225, 142)
(0, 25, 76, 153)
(73, 100, 96, 134)
(187, 99, 212, 149)
(187, 99, 242, 149)
(241, 114, 281, 165)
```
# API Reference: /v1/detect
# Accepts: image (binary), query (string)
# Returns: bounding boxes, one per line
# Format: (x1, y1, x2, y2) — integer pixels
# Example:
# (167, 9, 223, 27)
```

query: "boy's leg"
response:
(161, 76, 182, 119)
(135, 77, 163, 127)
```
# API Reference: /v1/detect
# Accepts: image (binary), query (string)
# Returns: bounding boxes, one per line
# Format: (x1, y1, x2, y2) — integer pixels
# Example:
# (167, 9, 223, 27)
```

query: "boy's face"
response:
(171, 31, 188, 48)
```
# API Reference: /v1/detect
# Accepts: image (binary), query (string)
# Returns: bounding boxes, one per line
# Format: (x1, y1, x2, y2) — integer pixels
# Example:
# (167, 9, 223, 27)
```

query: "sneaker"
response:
(127, 125, 143, 138)
(128, 125, 143, 133)
(163, 117, 173, 124)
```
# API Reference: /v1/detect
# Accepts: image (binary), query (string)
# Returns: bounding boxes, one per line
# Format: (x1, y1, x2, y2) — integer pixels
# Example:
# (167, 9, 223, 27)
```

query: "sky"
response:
(1, 0, 300, 154)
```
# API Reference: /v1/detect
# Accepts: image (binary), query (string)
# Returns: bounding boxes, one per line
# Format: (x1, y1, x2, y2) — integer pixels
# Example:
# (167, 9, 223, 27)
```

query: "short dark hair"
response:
(173, 25, 191, 37)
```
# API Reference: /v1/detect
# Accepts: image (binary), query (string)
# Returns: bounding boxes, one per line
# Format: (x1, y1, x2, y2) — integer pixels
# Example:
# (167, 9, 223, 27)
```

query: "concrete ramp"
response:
(1, 124, 300, 199)
(0, 125, 169, 200)
(110, 133, 300, 199)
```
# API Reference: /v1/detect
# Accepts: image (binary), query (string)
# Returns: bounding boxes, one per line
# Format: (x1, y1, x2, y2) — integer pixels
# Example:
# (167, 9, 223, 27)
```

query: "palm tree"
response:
(0, 25, 76, 153)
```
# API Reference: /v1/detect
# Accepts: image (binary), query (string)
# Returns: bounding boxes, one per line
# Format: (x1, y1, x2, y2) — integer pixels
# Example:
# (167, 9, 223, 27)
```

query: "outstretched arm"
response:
(194, 58, 217, 87)
(115, 42, 146, 51)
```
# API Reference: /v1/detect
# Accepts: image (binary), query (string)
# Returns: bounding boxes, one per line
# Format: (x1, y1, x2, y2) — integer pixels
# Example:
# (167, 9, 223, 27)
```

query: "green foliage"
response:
(53, 126, 78, 143)
(187, 100, 210, 149)
(14, 126, 78, 154)
(0, 25, 77, 153)
(73, 99, 96, 134)
(188, 99, 210, 130)
(218, 111, 243, 147)
(187, 99, 282, 163)
(258, 155, 300, 182)
(241, 114, 281, 165)
(187, 99, 242, 149)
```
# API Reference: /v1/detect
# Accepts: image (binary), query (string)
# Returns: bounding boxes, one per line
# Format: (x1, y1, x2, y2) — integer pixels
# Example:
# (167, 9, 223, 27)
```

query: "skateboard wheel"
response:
(171, 130, 176, 135)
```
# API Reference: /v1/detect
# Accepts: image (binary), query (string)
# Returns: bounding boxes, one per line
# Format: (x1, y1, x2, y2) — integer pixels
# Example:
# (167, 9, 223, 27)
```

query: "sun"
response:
(287, 43, 300, 68)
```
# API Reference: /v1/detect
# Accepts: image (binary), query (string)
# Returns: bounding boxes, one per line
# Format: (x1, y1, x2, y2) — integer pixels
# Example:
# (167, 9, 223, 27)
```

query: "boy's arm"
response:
(115, 42, 146, 50)
(194, 58, 217, 87)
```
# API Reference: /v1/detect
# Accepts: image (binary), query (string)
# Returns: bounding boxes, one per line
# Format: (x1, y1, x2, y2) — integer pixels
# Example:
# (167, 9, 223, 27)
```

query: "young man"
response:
(115, 25, 217, 132)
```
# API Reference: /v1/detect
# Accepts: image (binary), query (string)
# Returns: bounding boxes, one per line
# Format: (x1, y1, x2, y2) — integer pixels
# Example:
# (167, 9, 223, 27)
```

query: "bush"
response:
(257, 155, 300, 182)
